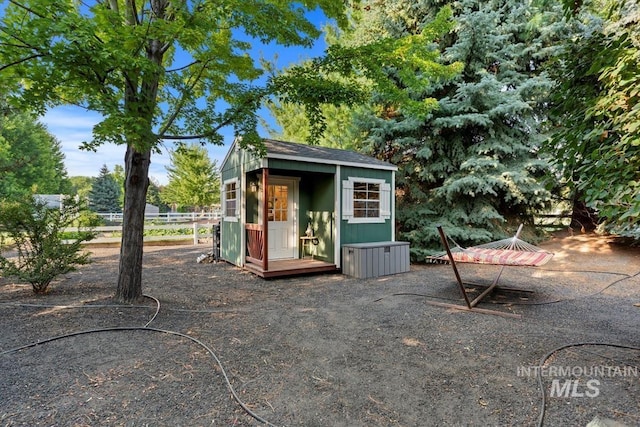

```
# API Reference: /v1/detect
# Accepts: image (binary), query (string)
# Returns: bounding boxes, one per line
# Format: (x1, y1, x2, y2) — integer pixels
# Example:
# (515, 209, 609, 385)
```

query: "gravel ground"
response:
(1, 232, 639, 426)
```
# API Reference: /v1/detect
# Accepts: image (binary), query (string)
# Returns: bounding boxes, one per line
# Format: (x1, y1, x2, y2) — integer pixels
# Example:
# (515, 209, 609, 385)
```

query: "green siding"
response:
(219, 146, 244, 265)
(340, 222, 392, 245)
(339, 166, 394, 246)
(340, 165, 393, 181)
(246, 175, 259, 224)
(220, 219, 242, 265)
(299, 173, 335, 262)
(220, 146, 242, 182)
(267, 158, 335, 174)
(220, 141, 397, 268)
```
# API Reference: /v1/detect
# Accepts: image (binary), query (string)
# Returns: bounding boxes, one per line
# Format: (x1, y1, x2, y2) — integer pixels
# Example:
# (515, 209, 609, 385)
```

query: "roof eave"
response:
(220, 136, 240, 170)
(265, 153, 398, 171)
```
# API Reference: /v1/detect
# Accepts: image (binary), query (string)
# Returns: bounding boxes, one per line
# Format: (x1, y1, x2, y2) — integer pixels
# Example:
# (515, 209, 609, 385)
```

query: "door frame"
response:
(258, 175, 300, 260)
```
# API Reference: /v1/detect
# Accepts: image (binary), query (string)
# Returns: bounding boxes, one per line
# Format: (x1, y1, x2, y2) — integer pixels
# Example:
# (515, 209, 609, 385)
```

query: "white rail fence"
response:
(97, 211, 221, 223)
(65, 223, 216, 246)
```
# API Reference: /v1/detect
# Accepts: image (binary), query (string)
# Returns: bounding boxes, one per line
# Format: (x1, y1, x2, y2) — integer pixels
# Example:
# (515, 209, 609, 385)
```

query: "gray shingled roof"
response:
(263, 139, 396, 170)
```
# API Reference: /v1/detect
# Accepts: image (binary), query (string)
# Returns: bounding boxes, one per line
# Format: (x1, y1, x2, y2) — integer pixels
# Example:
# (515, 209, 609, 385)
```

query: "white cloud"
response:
(39, 106, 235, 186)
(40, 106, 274, 185)
(40, 106, 125, 179)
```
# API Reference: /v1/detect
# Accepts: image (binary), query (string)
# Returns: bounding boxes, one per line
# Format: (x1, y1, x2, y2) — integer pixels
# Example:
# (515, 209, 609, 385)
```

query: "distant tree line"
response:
(86, 144, 220, 215)
(0, 106, 220, 216)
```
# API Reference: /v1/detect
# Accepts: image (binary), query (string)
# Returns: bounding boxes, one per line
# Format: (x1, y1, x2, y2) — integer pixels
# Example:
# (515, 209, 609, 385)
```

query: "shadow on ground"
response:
(1, 232, 639, 426)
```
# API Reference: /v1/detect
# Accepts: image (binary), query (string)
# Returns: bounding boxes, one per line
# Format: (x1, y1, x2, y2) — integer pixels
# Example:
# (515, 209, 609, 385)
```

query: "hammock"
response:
(429, 226, 554, 267)
(429, 225, 554, 310)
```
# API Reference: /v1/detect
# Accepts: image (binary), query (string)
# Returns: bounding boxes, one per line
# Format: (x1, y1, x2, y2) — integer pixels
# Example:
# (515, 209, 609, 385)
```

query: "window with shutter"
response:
(223, 178, 239, 222)
(342, 177, 391, 223)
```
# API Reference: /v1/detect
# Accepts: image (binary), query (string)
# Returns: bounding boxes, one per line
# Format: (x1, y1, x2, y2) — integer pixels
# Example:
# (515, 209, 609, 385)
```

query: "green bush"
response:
(111, 227, 210, 237)
(75, 209, 105, 228)
(0, 196, 96, 294)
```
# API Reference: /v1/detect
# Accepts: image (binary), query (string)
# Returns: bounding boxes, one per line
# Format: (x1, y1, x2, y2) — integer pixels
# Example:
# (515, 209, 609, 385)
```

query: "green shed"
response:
(219, 138, 407, 278)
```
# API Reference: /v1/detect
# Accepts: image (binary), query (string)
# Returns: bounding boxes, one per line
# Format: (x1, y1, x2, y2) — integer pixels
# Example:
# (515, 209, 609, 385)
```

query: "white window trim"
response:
(222, 178, 239, 222)
(342, 177, 391, 224)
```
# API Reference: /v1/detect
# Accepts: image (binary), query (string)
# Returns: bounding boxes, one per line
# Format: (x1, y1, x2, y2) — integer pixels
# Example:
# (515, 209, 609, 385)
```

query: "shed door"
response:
(267, 179, 297, 259)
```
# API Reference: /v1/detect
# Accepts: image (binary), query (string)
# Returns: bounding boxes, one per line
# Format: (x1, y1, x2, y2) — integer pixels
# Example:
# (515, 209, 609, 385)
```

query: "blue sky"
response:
(37, 10, 331, 186)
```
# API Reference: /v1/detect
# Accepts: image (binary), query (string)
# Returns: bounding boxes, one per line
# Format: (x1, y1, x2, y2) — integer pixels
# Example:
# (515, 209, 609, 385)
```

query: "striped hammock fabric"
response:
(443, 247, 554, 266)
(430, 233, 554, 267)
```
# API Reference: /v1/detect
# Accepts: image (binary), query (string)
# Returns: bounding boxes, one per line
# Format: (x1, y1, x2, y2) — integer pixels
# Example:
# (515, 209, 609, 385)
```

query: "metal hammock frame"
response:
(431, 224, 554, 309)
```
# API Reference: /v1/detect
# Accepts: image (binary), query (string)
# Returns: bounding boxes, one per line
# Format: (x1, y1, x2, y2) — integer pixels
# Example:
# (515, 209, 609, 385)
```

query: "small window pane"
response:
(225, 200, 236, 217)
(356, 191, 369, 199)
(268, 184, 288, 222)
(351, 181, 382, 219)
(354, 182, 368, 191)
(225, 182, 237, 217)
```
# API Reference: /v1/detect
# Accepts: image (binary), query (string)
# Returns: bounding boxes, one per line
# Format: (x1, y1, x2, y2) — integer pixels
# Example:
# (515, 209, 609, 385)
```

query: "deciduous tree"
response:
(69, 176, 94, 201)
(146, 178, 169, 213)
(549, 0, 640, 239)
(111, 164, 126, 208)
(0, 105, 69, 199)
(266, 100, 362, 150)
(0, 0, 358, 302)
(160, 144, 219, 212)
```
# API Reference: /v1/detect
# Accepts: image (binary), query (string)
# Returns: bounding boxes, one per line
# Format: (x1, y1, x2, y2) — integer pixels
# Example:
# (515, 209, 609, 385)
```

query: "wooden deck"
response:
(244, 258, 339, 278)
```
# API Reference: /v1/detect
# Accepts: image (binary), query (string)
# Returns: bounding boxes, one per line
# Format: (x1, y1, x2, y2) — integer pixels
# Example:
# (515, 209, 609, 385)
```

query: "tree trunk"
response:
(571, 198, 598, 232)
(116, 145, 151, 303)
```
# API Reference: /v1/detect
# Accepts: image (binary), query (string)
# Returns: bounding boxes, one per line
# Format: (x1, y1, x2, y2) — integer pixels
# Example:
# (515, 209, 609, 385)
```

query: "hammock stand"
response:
(431, 225, 554, 310)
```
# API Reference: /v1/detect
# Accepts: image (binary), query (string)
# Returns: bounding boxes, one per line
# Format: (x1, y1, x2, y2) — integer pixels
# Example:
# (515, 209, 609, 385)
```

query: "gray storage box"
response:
(342, 241, 410, 279)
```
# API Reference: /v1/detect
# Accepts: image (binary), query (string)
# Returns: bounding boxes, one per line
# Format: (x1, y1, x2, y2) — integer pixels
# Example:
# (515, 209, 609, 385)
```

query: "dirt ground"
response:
(1, 231, 639, 427)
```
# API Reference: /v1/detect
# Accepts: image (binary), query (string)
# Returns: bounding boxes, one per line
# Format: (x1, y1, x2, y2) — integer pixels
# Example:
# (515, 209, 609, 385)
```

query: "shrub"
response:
(0, 196, 96, 294)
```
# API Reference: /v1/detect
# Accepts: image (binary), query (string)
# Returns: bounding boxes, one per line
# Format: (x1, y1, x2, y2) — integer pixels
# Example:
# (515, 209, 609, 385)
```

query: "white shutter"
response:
(342, 179, 354, 220)
(380, 182, 391, 220)
(234, 180, 240, 217)
(221, 183, 227, 219)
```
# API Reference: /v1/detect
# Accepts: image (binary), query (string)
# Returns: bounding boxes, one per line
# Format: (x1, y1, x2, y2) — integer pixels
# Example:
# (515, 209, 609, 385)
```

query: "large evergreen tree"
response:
(268, 0, 565, 257)
(350, 0, 563, 257)
(89, 165, 121, 213)
(160, 144, 219, 212)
